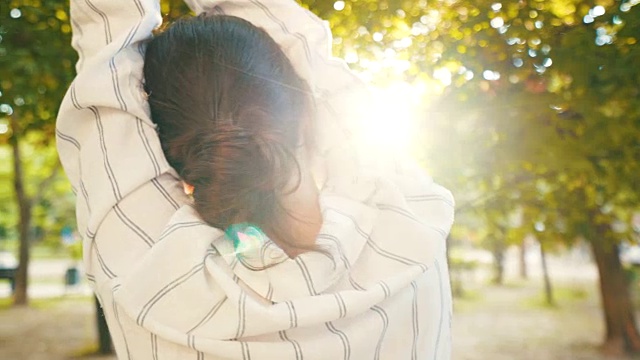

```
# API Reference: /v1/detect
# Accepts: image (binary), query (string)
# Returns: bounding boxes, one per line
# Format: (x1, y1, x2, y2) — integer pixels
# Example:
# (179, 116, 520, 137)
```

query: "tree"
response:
(0, 1, 76, 305)
(425, 2, 640, 354)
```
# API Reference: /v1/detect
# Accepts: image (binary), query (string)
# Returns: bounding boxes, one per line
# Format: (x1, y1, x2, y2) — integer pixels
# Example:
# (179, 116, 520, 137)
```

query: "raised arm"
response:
(183, 0, 356, 91)
(57, 0, 172, 239)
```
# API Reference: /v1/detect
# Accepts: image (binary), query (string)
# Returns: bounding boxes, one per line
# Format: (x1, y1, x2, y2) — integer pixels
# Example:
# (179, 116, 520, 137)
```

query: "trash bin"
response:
(65, 266, 80, 286)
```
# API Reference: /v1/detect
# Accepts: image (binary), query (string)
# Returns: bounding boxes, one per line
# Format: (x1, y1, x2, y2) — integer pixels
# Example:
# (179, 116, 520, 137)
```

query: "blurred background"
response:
(0, 0, 639, 359)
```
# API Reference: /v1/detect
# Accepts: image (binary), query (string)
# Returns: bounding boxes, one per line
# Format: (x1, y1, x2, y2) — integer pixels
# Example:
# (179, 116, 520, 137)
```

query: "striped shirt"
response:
(56, 0, 455, 359)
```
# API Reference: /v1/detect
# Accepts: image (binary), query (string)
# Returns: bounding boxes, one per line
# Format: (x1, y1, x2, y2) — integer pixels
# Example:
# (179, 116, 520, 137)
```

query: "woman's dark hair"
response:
(144, 15, 313, 248)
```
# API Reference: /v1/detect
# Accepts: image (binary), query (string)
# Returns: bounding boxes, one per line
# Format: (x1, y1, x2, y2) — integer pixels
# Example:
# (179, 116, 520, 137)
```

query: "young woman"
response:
(57, 0, 455, 359)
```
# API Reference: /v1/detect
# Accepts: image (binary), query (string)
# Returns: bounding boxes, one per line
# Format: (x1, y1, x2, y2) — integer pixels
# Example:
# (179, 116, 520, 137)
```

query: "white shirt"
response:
(56, 0, 455, 359)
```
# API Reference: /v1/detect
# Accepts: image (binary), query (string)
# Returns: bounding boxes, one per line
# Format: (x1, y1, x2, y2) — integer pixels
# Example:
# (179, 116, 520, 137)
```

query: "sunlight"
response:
(360, 81, 424, 154)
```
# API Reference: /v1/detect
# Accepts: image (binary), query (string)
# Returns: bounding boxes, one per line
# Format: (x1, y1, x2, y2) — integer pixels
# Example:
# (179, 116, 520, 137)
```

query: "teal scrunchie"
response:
(224, 223, 268, 255)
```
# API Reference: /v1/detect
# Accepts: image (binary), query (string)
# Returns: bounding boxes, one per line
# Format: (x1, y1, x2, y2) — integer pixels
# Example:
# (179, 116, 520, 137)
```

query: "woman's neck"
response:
(269, 167, 322, 258)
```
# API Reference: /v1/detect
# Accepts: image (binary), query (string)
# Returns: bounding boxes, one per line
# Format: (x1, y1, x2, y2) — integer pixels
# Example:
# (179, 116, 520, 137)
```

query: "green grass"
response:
(520, 285, 590, 310)
(29, 276, 67, 285)
(453, 288, 485, 312)
(0, 242, 72, 260)
(32, 245, 72, 260)
(69, 344, 104, 359)
(0, 294, 92, 311)
(0, 296, 12, 309)
(501, 280, 530, 289)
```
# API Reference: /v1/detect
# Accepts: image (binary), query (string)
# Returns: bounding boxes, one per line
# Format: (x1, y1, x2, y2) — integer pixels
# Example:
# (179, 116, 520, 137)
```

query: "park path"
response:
(0, 297, 115, 360)
(0, 281, 635, 360)
(452, 283, 618, 360)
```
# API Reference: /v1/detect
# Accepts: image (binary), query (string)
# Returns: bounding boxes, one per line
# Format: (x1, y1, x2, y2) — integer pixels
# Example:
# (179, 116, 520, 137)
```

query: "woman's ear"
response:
(183, 182, 194, 196)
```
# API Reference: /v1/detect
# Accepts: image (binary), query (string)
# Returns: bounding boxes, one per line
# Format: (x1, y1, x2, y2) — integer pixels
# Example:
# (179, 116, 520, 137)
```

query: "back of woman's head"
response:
(144, 15, 312, 235)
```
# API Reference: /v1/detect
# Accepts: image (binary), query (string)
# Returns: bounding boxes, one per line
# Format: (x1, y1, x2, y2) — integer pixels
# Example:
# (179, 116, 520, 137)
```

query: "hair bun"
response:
(144, 14, 311, 244)
(181, 123, 299, 229)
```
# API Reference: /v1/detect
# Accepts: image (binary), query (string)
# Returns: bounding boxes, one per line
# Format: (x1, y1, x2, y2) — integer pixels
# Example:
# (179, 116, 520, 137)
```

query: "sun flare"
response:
(360, 81, 426, 153)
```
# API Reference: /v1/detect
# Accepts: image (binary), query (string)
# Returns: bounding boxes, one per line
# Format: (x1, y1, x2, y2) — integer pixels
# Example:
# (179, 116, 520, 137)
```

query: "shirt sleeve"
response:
(56, 0, 174, 240)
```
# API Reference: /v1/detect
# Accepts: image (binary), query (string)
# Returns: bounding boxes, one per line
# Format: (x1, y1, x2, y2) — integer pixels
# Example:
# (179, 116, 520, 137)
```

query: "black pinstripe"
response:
(328, 208, 429, 271)
(112, 285, 132, 360)
(333, 293, 347, 318)
(137, 42, 145, 57)
(325, 322, 350, 360)
(188, 334, 195, 349)
(379, 281, 391, 299)
(114, 204, 154, 247)
(56, 129, 81, 150)
(320, 99, 355, 141)
(187, 297, 228, 334)
(212, 5, 225, 15)
(433, 259, 445, 360)
(94, 244, 116, 279)
(69, 84, 82, 109)
(295, 257, 317, 296)
(405, 194, 455, 208)
(370, 305, 389, 360)
(132, 0, 144, 16)
(158, 221, 206, 241)
(316, 233, 350, 271)
(241, 341, 251, 360)
(137, 263, 205, 326)
(266, 282, 274, 301)
(137, 118, 162, 177)
(279, 330, 302, 360)
(151, 333, 158, 360)
(410, 281, 419, 360)
(151, 178, 179, 210)
(235, 292, 248, 339)
(78, 161, 92, 214)
(285, 301, 298, 328)
(248, 0, 311, 63)
(108, 58, 128, 111)
(298, 5, 368, 85)
(250, 0, 363, 95)
(84, 0, 112, 43)
(376, 203, 448, 238)
(89, 104, 123, 201)
(367, 234, 428, 271)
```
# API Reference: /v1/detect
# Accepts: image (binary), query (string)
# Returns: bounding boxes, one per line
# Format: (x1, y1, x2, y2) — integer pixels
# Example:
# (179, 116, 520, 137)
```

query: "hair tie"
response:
(225, 223, 268, 255)
(183, 182, 194, 196)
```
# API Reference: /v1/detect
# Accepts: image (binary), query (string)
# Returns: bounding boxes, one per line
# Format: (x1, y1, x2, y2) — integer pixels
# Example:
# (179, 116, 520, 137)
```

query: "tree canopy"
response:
(0, 1, 76, 246)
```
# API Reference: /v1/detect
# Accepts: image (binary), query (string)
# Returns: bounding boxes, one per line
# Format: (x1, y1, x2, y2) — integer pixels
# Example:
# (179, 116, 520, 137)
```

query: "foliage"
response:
(303, 0, 640, 249)
(0, 0, 76, 136)
(0, 1, 77, 249)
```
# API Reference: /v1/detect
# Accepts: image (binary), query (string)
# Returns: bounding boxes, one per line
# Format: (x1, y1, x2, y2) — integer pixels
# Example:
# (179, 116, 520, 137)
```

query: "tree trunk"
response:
(10, 127, 31, 306)
(539, 240, 554, 306)
(491, 245, 505, 285)
(447, 236, 464, 297)
(519, 240, 528, 279)
(95, 297, 113, 354)
(591, 233, 640, 355)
